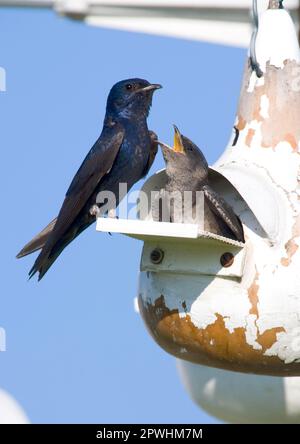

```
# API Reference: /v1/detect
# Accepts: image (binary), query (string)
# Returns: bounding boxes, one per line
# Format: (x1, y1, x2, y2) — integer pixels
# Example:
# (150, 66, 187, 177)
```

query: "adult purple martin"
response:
(17, 78, 161, 280)
(157, 126, 244, 242)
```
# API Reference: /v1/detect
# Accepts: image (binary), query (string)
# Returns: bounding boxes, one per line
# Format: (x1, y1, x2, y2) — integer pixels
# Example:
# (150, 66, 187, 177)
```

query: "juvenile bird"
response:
(17, 78, 161, 280)
(157, 126, 244, 242)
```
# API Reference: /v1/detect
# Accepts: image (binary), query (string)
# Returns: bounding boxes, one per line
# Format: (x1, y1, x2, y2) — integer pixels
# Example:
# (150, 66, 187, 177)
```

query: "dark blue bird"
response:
(17, 78, 161, 280)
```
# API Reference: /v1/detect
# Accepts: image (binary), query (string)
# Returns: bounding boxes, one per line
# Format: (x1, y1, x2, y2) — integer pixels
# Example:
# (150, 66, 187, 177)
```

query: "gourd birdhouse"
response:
(97, 2, 300, 378)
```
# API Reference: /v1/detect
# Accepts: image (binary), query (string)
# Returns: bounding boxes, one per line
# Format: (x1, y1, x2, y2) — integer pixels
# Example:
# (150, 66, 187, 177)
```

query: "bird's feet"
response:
(89, 204, 101, 217)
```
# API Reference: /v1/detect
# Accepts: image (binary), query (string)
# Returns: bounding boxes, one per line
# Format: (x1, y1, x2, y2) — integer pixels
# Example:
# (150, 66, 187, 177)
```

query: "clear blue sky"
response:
(0, 7, 246, 423)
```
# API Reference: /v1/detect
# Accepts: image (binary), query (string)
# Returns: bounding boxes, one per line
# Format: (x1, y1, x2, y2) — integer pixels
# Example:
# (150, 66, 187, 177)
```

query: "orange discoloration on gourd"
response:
(245, 128, 256, 147)
(139, 295, 298, 376)
(248, 272, 259, 317)
(281, 215, 300, 266)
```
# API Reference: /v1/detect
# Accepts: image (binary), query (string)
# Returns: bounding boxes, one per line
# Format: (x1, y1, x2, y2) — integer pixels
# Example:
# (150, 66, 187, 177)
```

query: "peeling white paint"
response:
(247, 71, 258, 94)
(245, 314, 262, 351)
(247, 70, 265, 94)
(259, 94, 270, 119)
(136, 5, 300, 375)
(264, 330, 300, 364)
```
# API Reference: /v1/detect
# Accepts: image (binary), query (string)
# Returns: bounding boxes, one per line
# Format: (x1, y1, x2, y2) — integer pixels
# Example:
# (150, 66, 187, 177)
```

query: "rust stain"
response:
(285, 133, 298, 150)
(245, 128, 256, 148)
(248, 272, 259, 316)
(246, 275, 285, 352)
(281, 214, 300, 266)
(257, 327, 285, 352)
(253, 108, 261, 122)
(237, 60, 300, 151)
(139, 295, 298, 377)
(236, 116, 247, 131)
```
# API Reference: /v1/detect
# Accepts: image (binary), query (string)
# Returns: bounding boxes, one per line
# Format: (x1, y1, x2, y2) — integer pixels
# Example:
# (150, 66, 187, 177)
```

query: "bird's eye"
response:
(126, 84, 133, 90)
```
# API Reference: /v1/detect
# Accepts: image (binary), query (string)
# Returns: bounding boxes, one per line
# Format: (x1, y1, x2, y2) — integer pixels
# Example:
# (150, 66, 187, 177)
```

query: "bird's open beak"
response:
(158, 125, 185, 154)
(139, 83, 162, 93)
(173, 125, 185, 153)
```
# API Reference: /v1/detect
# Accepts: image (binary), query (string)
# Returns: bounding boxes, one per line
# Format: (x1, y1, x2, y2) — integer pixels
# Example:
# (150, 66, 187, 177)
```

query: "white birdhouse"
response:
(97, 2, 300, 378)
(177, 360, 300, 424)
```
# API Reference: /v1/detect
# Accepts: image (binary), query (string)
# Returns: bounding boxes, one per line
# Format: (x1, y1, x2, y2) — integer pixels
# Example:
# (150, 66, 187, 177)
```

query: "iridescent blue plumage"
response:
(17, 78, 161, 280)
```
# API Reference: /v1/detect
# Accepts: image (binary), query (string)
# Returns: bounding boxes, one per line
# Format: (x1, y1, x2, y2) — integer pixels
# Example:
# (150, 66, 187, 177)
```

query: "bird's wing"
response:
(46, 120, 124, 242)
(151, 189, 171, 222)
(203, 184, 245, 242)
(29, 120, 125, 278)
(66, 121, 124, 196)
(142, 130, 158, 177)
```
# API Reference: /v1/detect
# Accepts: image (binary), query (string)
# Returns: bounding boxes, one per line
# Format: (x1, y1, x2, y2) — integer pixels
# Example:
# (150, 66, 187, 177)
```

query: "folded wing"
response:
(203, 184, 245, 243)
(29, 120, 125, 280)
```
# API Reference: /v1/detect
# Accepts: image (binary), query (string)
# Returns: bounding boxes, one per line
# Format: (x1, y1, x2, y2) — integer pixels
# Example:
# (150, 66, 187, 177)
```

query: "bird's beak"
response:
(173, 125, 185, 153)
(158, 140, 172, 151)
(158, 125, 185, 155)
(139, 83, 162, 93)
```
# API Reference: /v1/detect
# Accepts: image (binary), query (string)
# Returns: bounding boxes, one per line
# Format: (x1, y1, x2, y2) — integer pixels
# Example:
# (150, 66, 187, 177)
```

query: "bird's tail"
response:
(28, 242, 67, 281)
(28, 219, 94, 281)
(16, 217, 57, 259)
